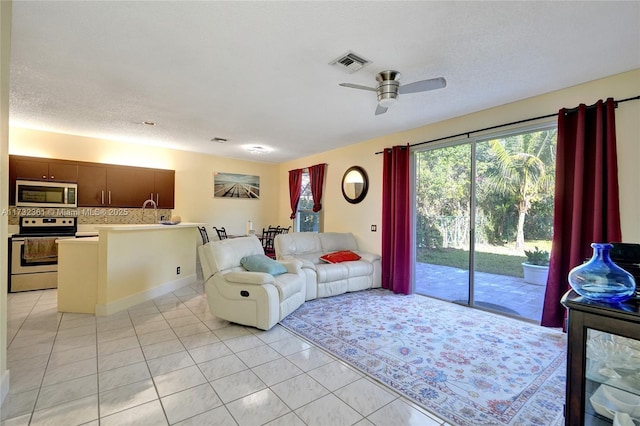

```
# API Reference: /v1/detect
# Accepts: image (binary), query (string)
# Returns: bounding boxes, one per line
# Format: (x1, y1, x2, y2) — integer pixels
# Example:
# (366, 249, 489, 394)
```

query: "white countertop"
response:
(76, 231, 99, 237)
(94, 223, 203, 231)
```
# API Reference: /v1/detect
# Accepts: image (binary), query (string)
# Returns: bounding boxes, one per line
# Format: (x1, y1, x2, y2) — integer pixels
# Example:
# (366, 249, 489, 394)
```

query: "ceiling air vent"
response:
(330, 51, 371, 73)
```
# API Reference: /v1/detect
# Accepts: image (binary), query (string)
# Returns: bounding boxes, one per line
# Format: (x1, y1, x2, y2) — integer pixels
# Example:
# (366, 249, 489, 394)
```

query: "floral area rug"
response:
(280, 288, 566, 426)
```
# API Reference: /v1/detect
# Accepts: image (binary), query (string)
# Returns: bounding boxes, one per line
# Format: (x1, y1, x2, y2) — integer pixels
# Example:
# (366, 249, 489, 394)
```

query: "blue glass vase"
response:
(568, 243, 636, 302)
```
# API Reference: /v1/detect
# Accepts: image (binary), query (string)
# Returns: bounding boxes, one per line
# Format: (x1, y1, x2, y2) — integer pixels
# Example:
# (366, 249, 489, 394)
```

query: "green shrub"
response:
(524, 246, 550, 266)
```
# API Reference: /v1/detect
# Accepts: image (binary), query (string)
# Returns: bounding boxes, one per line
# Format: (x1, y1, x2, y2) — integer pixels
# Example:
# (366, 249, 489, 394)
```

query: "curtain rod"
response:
(375, 95, 640, 154)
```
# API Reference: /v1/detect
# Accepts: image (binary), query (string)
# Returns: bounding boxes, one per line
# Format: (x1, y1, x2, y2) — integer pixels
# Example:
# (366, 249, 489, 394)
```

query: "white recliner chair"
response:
(198, 235, 305, 330)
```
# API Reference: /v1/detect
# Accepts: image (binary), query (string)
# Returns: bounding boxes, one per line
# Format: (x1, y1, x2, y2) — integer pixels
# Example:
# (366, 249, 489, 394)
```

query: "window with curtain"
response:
(295, 169, 322, 232)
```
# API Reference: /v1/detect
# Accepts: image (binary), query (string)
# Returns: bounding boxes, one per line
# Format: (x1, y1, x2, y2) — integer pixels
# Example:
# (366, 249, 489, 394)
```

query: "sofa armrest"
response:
(281, 256, 316, 271)
(278, 259, 302, 274)
(224, 271, 275, 285)
(357, 252, 381, 263)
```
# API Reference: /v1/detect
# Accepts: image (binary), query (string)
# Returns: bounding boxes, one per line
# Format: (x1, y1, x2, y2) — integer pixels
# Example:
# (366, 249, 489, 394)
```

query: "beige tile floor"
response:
(1, 282, 450, 426)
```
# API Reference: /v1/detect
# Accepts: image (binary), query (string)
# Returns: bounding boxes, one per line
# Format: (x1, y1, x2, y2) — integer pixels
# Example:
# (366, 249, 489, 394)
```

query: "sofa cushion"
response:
(275, 232, 323, 258)
(318, 232, 358, 252)
(344, 260, 374, 276)
(273, 273, 304, 299)
(320, 250, 361, 264)
(224, 271, 275, 285)
(316, 263, 349, 283)
(241, 254, 287, 276)
(207, 236, 265, 272)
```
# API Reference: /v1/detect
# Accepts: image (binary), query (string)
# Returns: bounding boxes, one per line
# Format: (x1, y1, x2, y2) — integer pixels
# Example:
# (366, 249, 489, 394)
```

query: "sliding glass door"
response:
(414, 142, 472, 304)
(414, 127, 557, 321)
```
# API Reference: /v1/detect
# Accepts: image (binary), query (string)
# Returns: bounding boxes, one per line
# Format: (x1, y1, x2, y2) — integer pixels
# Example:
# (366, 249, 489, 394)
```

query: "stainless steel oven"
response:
(9, 217, 77, 292)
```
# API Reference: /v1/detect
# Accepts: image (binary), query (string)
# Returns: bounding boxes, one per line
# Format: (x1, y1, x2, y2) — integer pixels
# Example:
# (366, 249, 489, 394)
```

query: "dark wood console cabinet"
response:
(9, 155, 175, 209)
(561, 290, 640, 425)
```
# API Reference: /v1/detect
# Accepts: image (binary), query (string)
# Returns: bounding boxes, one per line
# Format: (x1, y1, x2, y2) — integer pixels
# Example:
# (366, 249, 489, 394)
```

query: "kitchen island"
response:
(57, 223, 201, 315)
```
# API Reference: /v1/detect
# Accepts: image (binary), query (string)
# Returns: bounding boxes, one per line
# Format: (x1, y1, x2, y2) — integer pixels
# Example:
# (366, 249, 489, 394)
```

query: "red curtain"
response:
(382, 144, 411, 294)
(308, 163, 326, 212)
(541, 98, 622, 327)
(288, 168, 303, 219)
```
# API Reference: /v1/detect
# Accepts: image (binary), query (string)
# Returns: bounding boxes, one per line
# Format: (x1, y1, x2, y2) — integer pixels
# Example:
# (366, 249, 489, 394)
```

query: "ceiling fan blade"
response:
(398, 77, 447, 94)
(339, 83, 377, 92)
(375, 104, 388, 115)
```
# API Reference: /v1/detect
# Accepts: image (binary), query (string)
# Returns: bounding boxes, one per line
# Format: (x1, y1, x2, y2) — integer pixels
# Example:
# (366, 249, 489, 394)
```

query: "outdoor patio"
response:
(414, 262, 547, 323)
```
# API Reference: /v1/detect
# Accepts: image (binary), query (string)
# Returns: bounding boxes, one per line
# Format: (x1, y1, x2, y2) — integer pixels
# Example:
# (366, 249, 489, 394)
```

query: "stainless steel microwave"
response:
(16, 180, 78, 208)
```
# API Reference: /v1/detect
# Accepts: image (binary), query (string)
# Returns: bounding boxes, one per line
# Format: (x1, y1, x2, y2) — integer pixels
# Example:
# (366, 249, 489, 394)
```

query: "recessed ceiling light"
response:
(245, 145, 269, 154)
(142, 121, 155, 126)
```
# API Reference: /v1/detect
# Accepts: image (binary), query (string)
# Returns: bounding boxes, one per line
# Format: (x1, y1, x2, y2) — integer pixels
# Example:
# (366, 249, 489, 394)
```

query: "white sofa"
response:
(274, 232, 381, 300)
(198, 236, 306, 330)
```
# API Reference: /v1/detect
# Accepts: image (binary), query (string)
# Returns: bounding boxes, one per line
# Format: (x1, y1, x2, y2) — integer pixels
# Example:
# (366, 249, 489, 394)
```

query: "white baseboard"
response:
(95, 274, 196, 316)
(0, 369, 9, 407)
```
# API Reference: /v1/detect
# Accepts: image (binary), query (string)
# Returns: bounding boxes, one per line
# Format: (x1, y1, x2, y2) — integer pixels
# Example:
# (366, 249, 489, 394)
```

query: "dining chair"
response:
(213, 226, 228, 240)
(261, 227, 278, 259)
(278, 226, 291, 234)
(197, 226, 210, 244)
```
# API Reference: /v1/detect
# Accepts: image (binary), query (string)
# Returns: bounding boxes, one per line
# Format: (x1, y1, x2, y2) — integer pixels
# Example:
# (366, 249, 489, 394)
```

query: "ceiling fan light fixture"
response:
(378, 96, 398, 108)
(340, 69, 446, 116)
(376, 77, 400, 108)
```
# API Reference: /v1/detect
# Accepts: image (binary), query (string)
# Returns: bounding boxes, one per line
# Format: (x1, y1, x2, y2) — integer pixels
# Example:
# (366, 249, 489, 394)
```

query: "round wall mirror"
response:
(342, 166, 369, 204)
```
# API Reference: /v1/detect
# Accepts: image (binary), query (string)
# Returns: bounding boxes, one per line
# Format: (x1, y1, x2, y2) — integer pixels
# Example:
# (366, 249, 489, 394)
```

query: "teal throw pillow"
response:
(241, 254, 287, 276)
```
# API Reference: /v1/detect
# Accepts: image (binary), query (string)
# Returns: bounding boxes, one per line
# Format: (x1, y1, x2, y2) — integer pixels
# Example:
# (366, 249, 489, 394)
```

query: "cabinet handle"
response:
(156, 193, 159, 205)
(108, 191, 111, 205)
(101, 190, 104, 205)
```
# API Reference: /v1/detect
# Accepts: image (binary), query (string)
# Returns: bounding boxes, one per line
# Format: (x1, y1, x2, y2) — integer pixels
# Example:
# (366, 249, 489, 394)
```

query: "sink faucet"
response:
(142, 198, 157, 223)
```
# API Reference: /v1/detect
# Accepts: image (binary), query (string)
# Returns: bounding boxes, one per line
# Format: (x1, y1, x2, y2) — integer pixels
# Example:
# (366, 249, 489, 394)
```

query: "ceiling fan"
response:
(339, 70, 446, 115)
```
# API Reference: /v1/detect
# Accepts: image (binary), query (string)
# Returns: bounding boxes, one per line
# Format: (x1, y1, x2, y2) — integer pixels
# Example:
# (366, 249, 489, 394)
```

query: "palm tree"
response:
(484, 130, 556, 249)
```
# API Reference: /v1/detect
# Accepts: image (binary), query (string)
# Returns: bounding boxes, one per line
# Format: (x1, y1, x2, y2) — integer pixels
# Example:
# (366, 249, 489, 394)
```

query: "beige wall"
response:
(278, 69, 640, 254)
(0, 0, 11, 406)
(98, 227, 197, 313)
(8, 127, 281, 236)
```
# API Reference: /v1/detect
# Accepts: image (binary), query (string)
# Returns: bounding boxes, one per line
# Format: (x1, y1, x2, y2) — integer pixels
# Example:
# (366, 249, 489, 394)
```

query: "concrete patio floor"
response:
(414, 262, 546, 323)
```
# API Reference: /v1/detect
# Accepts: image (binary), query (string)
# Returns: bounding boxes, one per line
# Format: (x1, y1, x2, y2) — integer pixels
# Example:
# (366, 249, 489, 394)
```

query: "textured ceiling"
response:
(8, 1, 640, 163)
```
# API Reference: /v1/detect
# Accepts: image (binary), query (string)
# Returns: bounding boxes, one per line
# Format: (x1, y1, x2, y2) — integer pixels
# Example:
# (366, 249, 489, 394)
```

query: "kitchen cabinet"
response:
(131, 168, 175, 209)
(561, 290, 640, 425)
(78, 165, 133, 207)
(10, 155, 175, 209)
(10, 156, 78, 182)
(77, 164, 107, 206)
(154, 169, 175, 209)
(106, 166, 134, 207)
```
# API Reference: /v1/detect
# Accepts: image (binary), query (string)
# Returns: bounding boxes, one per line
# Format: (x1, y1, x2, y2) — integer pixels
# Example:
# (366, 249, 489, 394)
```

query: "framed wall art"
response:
(213, 172, 260, 199)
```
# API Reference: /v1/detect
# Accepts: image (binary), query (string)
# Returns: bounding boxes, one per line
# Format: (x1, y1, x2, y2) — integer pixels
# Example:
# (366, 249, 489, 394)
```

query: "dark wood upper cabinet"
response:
(10, 155, 175, 209)
(106, 166, 134, 207)
(131, 168, 175, 209)
(154, 170, 175, 209)
(131, 169, 156, 207)
(77, 164, 107, 206)
(11, 156, 78, 182)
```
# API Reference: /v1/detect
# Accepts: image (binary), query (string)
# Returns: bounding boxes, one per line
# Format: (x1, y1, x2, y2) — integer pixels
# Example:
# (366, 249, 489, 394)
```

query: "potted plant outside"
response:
(522, 246, 550, 286)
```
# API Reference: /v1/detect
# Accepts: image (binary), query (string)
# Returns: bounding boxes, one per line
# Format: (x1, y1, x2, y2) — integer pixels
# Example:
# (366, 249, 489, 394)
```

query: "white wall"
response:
(278, 69, 640, 254)
(0, 0, 11, 408)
